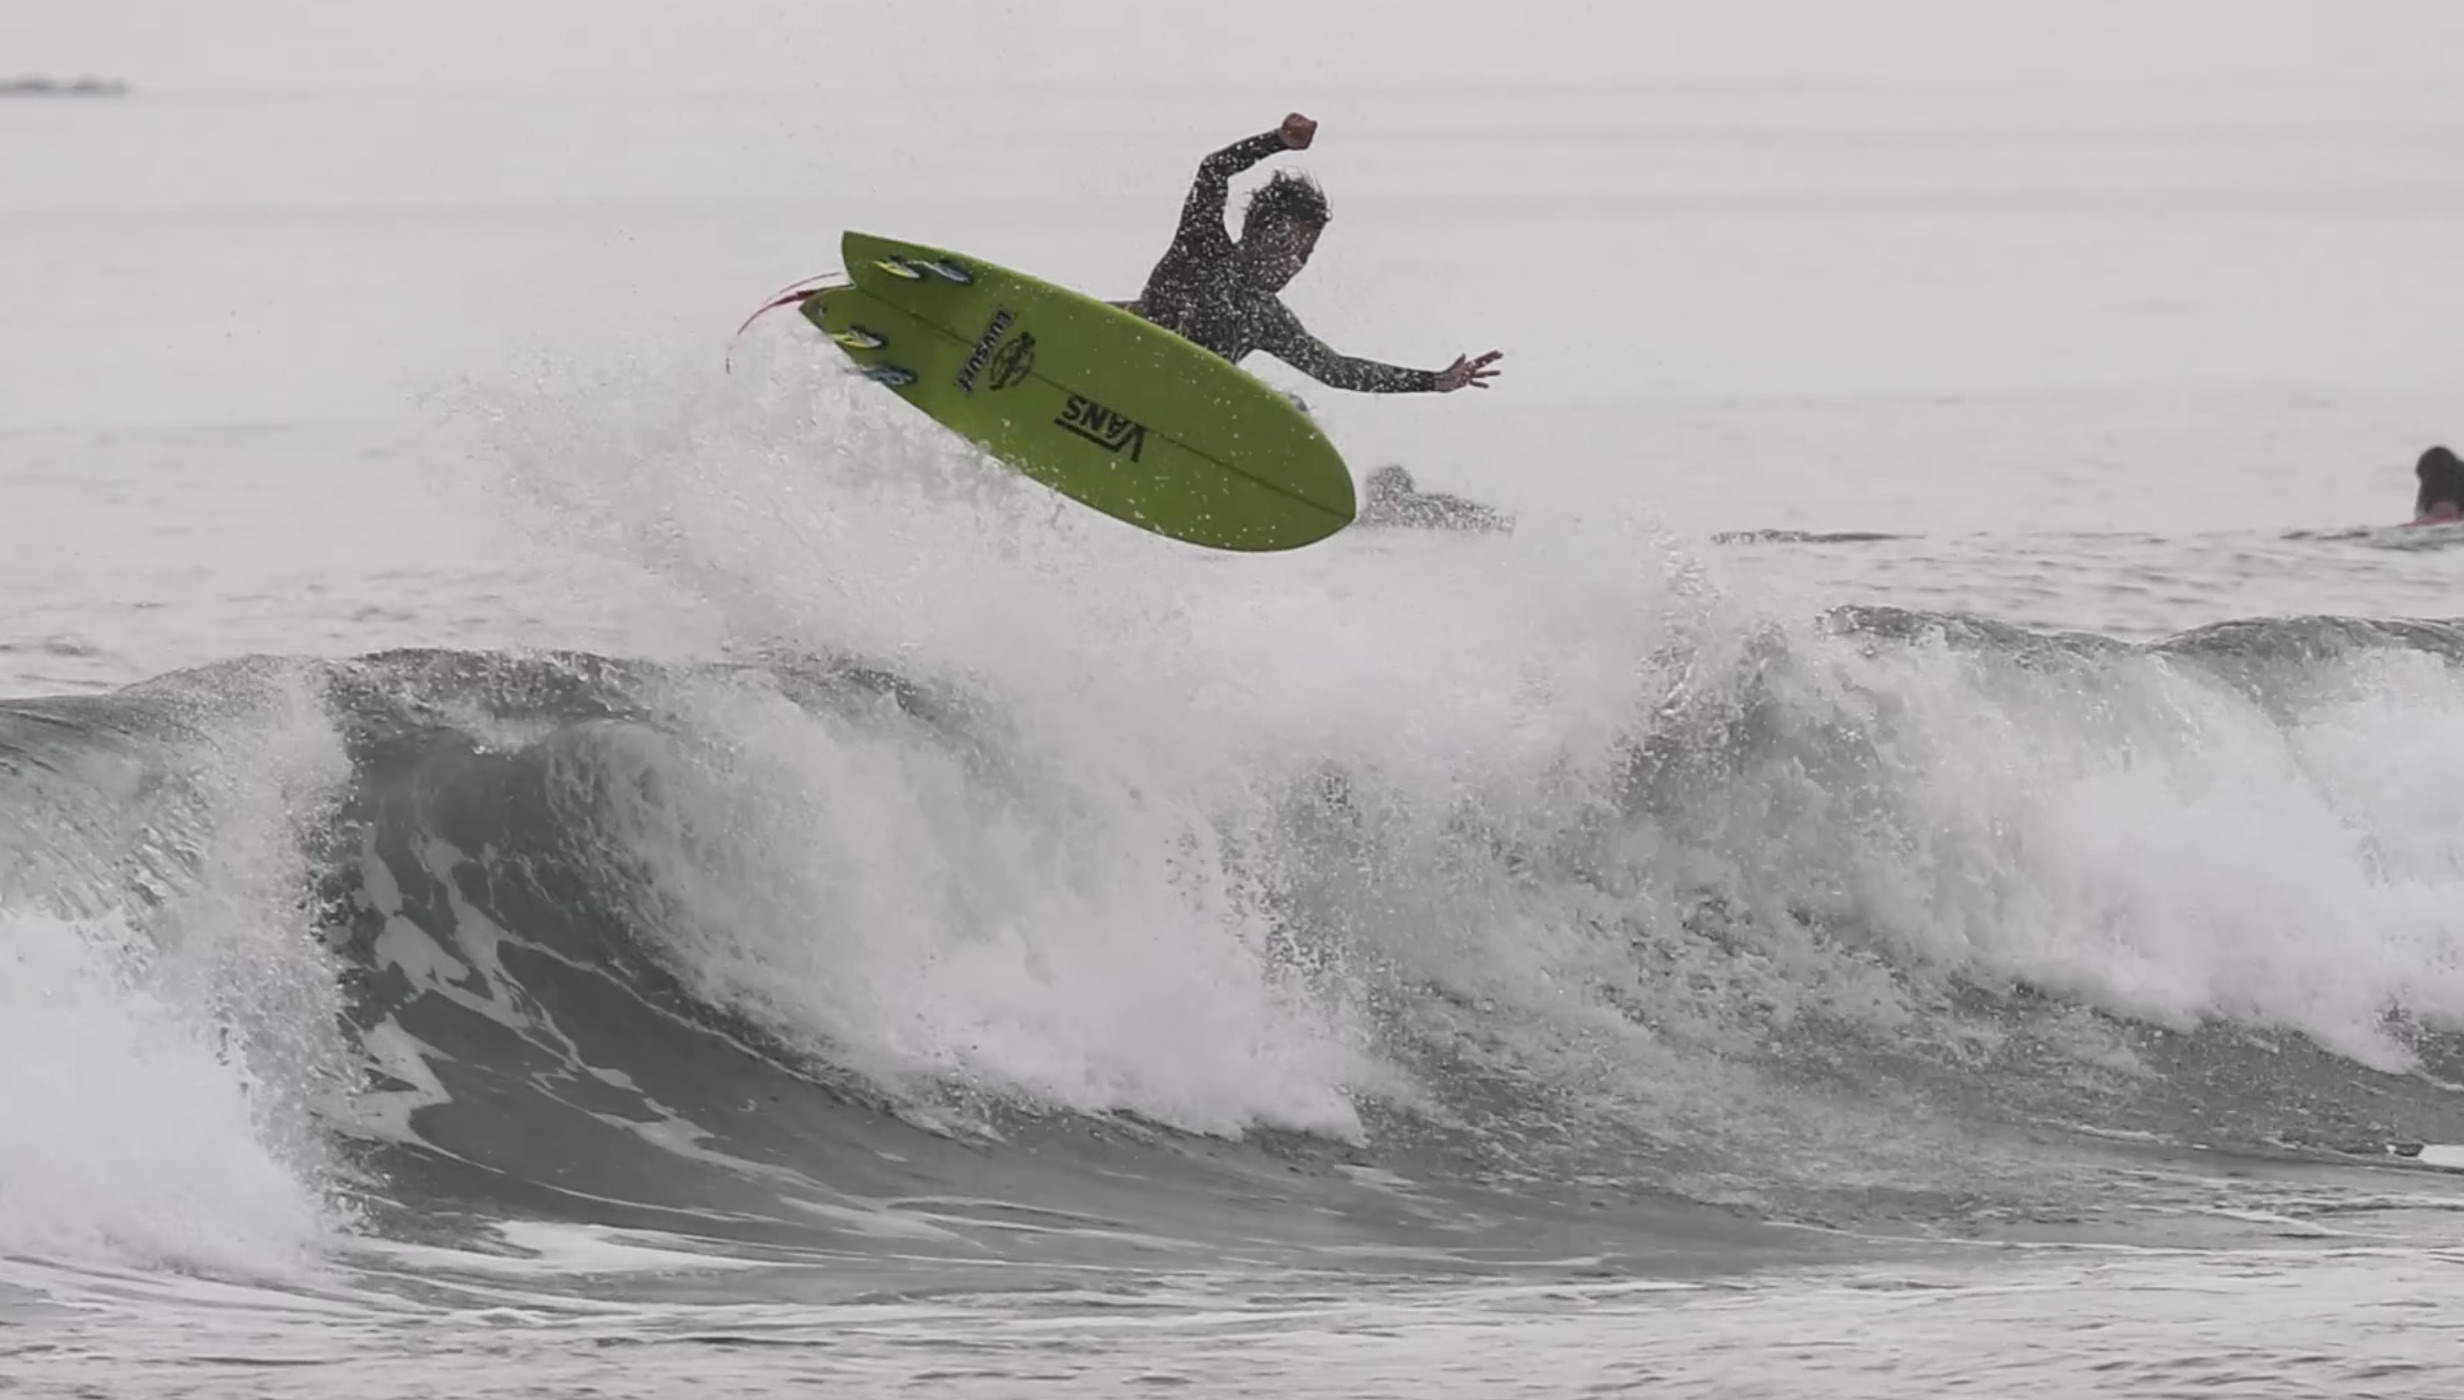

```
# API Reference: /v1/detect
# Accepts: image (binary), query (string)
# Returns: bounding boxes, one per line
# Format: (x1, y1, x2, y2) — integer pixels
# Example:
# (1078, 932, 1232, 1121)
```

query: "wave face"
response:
(9, 609, 2464, 1274)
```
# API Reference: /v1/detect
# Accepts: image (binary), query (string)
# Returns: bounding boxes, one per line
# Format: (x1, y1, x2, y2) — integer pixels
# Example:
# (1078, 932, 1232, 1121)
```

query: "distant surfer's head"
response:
(1239, 171, 1329, 290)
(2416, 446, 2463, 522)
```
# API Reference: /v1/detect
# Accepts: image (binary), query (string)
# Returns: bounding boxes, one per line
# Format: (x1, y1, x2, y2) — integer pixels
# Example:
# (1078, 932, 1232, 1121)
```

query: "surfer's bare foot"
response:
(1435, 351, 1503, 392)
(1279, 113, 1318, 150)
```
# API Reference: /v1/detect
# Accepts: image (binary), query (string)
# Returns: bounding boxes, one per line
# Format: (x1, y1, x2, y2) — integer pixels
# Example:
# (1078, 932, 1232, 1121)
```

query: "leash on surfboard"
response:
(725, 255, 979, 383)
(724, 271, 847, 374)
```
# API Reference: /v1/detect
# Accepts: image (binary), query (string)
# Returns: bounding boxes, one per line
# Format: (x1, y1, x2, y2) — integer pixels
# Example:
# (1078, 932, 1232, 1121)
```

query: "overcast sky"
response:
(15, 0, 2464, 90)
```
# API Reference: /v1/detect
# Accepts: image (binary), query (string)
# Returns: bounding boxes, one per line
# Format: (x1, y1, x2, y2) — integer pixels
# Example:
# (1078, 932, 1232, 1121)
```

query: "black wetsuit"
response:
(1135, 131, 1440, 394)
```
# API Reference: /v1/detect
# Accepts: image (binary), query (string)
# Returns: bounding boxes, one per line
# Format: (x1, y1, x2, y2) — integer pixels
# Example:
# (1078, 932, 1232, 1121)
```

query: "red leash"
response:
(725, 271, 845, 374)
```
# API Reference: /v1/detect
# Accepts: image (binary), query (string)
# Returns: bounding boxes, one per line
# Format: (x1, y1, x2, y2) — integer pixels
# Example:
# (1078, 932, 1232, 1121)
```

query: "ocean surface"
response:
(6, 82, 2464, 1397)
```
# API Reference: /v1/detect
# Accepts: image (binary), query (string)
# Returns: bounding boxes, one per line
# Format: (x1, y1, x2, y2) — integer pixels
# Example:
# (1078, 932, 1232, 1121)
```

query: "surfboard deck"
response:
(799, 231, 1356, 553)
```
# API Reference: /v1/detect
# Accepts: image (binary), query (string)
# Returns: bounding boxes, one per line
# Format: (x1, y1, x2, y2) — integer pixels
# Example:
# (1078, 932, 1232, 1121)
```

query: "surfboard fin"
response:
(873, 256, 974, 285)
(854, 365, 918, 388)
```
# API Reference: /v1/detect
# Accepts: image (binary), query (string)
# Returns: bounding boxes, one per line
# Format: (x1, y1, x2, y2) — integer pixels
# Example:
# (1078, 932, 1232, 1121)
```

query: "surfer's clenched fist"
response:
(1278, 113, 1317, 150)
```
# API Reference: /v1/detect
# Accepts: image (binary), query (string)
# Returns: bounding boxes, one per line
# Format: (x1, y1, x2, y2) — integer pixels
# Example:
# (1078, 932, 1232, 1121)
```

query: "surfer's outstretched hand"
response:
(1279, 112, 1318, 149)
(1435, 351, 1504, 392)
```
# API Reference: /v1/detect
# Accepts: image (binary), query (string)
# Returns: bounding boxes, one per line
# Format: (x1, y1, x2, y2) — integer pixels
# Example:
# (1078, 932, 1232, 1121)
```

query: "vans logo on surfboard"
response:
(1054, 394, 1147, 461)
(954, 308, 1015, 393)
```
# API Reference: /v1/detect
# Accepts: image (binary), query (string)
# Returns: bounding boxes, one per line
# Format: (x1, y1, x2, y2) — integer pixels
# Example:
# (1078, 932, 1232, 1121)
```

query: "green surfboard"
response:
(799, 231, 1356, 553)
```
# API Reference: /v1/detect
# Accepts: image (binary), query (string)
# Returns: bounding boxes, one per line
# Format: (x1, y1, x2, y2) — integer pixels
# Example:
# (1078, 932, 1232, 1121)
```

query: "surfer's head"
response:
(2418, 446, 2464, 522)
(1239, 171, 1329, 291)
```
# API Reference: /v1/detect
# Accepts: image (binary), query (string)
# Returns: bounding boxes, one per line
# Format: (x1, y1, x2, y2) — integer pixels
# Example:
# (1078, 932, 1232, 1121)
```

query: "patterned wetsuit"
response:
(1134, 131, 1439, 394)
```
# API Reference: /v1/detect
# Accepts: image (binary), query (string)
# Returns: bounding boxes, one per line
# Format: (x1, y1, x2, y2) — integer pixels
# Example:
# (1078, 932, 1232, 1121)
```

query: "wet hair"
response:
(2416, 445, 2464, 517)
(1243, 170, 1331, 232)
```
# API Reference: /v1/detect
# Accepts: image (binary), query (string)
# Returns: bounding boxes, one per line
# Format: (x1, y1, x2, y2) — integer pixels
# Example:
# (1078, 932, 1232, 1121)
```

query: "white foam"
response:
(1774, 629, 2464, 1066)
(553, 675, 1383, 1139)
(0, 910, 333, 1275)
(0, 668, 356, 1276)
(451, 342, 1724, 1143)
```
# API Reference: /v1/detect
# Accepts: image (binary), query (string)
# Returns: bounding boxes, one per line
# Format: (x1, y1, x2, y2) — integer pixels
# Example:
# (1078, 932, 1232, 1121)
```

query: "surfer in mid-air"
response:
(1128, 113, 1503, 395)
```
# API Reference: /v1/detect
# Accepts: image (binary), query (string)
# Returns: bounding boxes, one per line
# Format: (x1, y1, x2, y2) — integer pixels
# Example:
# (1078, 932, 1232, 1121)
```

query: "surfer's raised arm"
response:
(1171, 114, 1317, 254)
